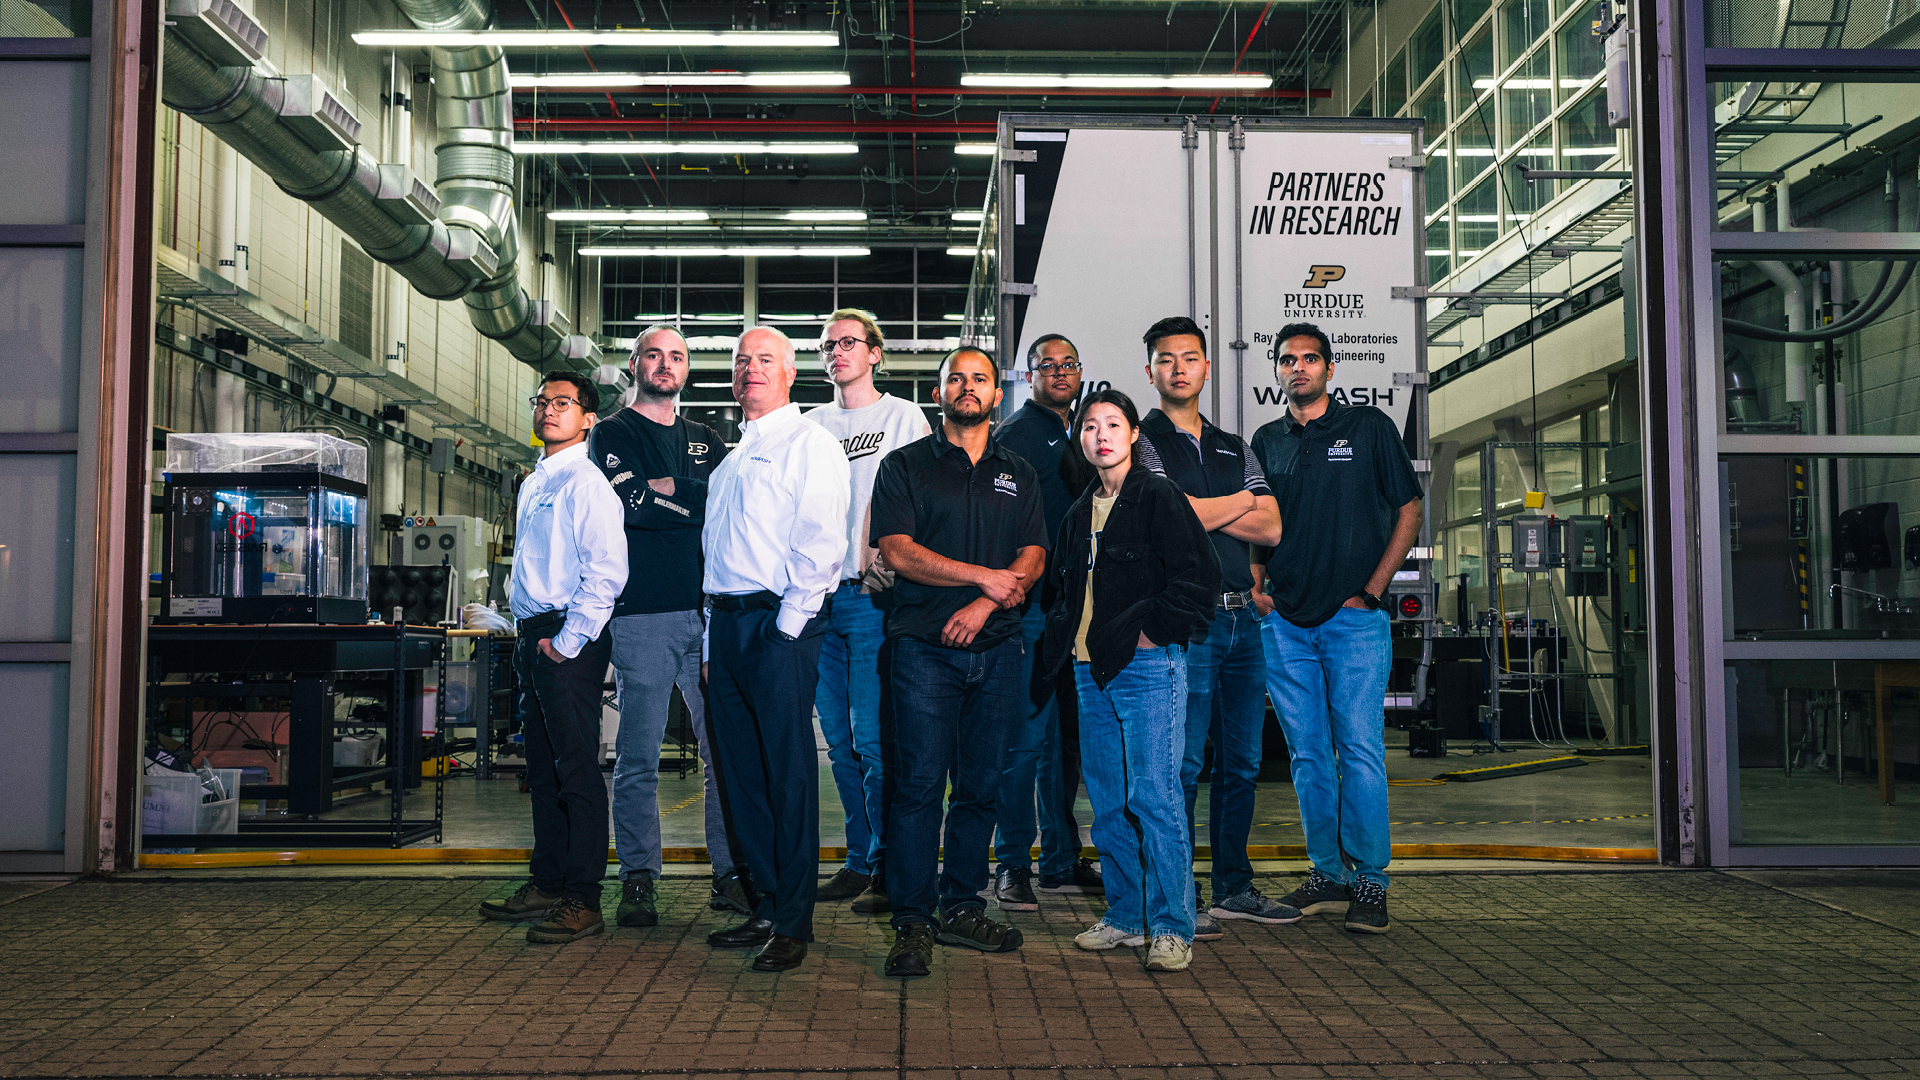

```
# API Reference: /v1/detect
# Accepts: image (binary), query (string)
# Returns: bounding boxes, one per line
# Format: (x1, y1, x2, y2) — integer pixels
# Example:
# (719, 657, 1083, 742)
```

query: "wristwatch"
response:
(1354, 589, 1385, 611)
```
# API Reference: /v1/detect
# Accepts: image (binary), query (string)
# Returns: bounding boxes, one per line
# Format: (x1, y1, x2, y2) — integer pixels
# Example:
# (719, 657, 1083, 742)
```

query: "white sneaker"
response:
(1145, 934, 1192, 971)
(1073, 920, 1146, 951)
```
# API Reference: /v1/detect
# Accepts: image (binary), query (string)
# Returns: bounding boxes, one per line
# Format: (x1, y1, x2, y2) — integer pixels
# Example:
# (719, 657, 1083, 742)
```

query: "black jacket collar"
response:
(1274, 395, 1349, 436)
(930, 420, 1010, 463)
(1015, 398, 1069, 433)
(1141, 407, 1219, 443)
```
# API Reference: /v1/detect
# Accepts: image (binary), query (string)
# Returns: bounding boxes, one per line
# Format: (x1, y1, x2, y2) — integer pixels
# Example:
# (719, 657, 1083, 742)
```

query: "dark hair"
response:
(1026, 333, 1078, 368)
(1274, 321, 1334, 364)
(539, 371, 600, 413)
(1142, 316, 1207, 360)
(940, 344, 999, 385)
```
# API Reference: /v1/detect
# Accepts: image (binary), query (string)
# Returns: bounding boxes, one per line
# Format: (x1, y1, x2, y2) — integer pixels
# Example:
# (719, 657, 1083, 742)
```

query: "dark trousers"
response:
(706, 605, 827, 941)
(515, 616, 613, 906)
(886, 635, 1022, 926)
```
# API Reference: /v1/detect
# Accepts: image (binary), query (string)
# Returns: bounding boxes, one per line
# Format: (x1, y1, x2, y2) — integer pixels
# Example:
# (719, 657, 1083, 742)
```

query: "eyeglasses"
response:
(820, 335, 879, 355)
(1031, 360, 1081, 375)
(529, 395, 583, 414)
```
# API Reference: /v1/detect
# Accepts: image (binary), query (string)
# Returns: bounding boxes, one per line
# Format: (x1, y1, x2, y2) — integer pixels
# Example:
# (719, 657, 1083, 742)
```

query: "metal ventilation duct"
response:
(159, 0, 596, 370)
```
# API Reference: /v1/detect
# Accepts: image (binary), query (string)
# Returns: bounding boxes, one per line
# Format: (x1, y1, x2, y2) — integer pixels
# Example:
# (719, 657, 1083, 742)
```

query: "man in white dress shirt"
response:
(478, 371, 627, 944)
(701, 326, 851, 972)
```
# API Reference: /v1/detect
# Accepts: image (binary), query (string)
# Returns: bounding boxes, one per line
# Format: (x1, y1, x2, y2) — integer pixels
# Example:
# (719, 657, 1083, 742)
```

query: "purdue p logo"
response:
(1302, 264, 1346, 288)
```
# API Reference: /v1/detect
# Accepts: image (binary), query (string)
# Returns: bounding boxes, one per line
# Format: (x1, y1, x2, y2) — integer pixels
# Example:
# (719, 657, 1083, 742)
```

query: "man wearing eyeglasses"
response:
(588, 324, 745, 933)
(479, 372, 627, 944)
(988, 333, 1103, 911)
(804, 308, 929, 916)
(702, 326, 851, 972)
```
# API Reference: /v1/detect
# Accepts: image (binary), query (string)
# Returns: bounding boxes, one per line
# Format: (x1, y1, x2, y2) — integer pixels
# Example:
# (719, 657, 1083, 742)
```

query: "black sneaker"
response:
(851, 863, 890, 914)
(816, 865, 870, 901)
(615, 875, 657, 928)
(884, 922, 937, 978)
(710, 870, 753, 915)
(994, 866, 1039, 911)
(935, 906, 1024, 952)
(1279, 868, 1352, 916)
(1344, 879, 1389, 934)
(1038, 858, 1104, 894)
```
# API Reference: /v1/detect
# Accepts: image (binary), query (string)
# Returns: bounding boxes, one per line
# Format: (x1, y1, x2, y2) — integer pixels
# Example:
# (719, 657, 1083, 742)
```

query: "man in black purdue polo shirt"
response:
(1250, 321, 1423, 936)
(587, 324, 745, 929)
(1133, 316, 1288, 940)
(868, 346, 1048, 979)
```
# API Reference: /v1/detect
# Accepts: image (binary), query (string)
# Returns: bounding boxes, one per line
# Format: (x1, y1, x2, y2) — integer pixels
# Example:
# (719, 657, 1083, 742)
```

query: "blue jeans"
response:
(1076, 648, 1195, 943)
(815, 582, 888, 875)
(1261, 606, 1393, 890)
(993, 604, 1078, 875)
(609, 609, 733, 880)
(885, 635, 1022, 926)
(1179, 605, 1269, 901)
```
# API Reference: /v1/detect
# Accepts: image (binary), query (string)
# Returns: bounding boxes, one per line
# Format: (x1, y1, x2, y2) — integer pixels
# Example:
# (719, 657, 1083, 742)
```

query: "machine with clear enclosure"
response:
(158, 433, 371, 624)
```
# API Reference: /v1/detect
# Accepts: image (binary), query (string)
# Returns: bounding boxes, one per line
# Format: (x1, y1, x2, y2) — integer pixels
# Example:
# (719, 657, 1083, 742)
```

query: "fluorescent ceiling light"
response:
(961, 73, 1271, 89)
(954, 144, 997, 155)
(1470, 77, 1601, 89)
(942, 314, 966, 321)
(951, 210, 985, 222)
(782, 210, 867, 221)
(581, 245, 869, 257)
(512, 71, 852, 88)
(353, 29, 840, 47)
(1563, 145, 1619, 156)
(549, 209, 709, 221)
(516, 141, 858, 155)
(947, 246, 980, 256)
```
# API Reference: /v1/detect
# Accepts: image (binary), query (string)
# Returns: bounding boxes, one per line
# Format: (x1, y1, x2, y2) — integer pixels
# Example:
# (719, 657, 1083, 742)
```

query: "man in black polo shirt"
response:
(1250, 321, 1422, 936)
(1133, 316, 1289, 940)
(989, 333, 1102, 911)
(868, 346, 1048, 978)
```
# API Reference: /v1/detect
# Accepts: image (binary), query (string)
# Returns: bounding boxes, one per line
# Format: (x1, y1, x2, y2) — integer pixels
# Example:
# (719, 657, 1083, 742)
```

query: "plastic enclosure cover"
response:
(164, 432, 368, 484)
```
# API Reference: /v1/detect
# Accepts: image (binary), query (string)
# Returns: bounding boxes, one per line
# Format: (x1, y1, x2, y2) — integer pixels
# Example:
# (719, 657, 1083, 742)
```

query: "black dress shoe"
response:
(752, 934, 807, 972)
(707, 918, 774, 949)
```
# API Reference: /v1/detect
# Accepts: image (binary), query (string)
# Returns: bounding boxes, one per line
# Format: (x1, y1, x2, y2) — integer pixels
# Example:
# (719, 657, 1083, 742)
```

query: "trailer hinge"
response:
(1392, 371, 1430, 386)
(1004, 282, 1038, 297)
(1181, 117, 1199, 149)
(1388, 155, 1426, 170)
(1004, 149, 1037, 163)
(1228, 118, 1245, 151)
(1229, 339, 1248, 352)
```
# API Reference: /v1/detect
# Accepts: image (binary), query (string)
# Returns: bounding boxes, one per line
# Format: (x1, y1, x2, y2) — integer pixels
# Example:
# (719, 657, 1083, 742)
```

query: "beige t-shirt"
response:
(1073, 493, 1119, 663)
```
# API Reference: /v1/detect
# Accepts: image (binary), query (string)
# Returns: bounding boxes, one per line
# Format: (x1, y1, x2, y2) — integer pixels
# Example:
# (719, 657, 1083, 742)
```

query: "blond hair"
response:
(824, 307, 884, 353)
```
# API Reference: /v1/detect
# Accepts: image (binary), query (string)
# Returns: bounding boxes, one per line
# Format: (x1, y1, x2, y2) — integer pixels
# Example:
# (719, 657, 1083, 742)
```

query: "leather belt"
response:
(709, 591, 782, 613)
(1219, 590, 1255, 610)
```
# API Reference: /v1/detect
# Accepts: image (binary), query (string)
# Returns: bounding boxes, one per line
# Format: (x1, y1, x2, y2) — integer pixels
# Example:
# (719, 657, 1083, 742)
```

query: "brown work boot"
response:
(479, 881, 561, 922)
(526, 895, 604, 943)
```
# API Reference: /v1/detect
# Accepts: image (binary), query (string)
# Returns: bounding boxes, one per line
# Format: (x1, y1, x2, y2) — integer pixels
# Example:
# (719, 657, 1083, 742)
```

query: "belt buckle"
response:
(1221, 591, 1246, 610)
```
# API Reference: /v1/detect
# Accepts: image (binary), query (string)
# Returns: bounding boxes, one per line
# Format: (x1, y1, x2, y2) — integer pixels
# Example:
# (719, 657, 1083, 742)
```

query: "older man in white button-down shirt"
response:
(477, 371, 626, 945)
(700, 325, 850, 973)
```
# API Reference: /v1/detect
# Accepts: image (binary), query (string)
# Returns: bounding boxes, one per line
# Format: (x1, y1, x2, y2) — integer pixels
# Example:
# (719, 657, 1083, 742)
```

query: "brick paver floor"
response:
(1, 872, 1915, 1080)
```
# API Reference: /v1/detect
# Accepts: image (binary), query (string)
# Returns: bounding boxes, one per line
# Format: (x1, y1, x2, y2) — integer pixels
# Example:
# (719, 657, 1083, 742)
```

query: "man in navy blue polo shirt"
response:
(1250, 321, 1423, 936)
(989, 333, 1102, 912)
(1132, 316, 1288, 941)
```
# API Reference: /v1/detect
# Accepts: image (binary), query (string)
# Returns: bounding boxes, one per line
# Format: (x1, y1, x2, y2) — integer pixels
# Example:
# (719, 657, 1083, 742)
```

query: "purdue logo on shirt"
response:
(841, 432, 887, 460)
(605, 453, 620, 469)
(687, 442, 710, 457)
(1328, 438, 1355, 461)
(994, 472, 1019, 496)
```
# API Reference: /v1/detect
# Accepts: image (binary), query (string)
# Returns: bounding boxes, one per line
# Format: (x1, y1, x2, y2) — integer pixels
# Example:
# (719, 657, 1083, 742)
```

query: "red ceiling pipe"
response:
(510, 84, 1330, 99)
(518, 118, 1000, 133)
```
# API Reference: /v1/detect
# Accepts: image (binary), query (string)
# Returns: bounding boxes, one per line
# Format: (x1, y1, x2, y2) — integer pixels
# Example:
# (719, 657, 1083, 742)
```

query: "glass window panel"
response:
(1454, 0, 1492, 37)
(677, 257, 743, 284)
(1726, 659, 1920, 846)
(1384, 50, 1409, 117)
(0, 663, 68, 852)
(1455, 103, 1496, 189)
(917, 248, 970, 284)
(1559, 88, 1616, 166)
(1448, 524, 1484, 590)
(1454, 23, 1496, 117)
(1426, 135, 1451, 214)
(1426, 214, 1452, 283)
(1500, 50, 1554, 148)
(1558, 16, 1606, 89)
(0, 455, 74, 641)
(1412, 8, 1448, 79)
(755, 254, 832, 283)
(1451, 450, 1483, 523)
(0, 248, 82, 433)
(1456, 178, 1499, 262)
(0, 62, 88, 224)
(1504, 131, 1557, 231)
(1501, 0, 1552, 66)
(1414, 78, 1448, 147)
(0, 0, 85, 35)
(756, 287, 837, 326)
(1543, 416, 1584, 495)
(1352, 90, 1374, 117)
(842, 249, 914, 282)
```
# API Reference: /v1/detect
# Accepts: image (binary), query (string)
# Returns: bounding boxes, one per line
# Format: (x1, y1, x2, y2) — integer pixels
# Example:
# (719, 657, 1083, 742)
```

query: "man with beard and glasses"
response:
(867, 346, 1048, 978)
(588, 324, 747, 930)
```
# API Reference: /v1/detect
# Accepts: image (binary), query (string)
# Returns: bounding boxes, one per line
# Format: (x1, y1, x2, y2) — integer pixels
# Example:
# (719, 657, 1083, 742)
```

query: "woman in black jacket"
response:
(1042, 389, 1219, 972)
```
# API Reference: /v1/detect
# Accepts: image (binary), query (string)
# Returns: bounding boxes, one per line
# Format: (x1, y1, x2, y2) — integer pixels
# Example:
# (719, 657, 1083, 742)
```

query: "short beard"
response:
(635, 376, 682, 402)
(941, 400, 990, 428)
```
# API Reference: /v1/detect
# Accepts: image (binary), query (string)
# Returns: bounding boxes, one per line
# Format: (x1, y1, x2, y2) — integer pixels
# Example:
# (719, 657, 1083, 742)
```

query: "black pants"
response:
(1051, 663, 1085, 858)
(706, 605, 826, 940)
(516, 615, 613, 906)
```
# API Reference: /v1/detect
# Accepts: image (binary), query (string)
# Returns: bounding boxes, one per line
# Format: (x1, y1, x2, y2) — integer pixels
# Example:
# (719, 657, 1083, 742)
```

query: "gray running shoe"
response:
(1192, 903, 1224, 941)
(1210, 884, 1304, 925)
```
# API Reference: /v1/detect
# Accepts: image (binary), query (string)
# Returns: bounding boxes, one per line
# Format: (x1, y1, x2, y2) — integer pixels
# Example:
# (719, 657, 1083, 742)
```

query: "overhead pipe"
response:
(518, 118, 999, 134)
(509, 83, 1331, 100)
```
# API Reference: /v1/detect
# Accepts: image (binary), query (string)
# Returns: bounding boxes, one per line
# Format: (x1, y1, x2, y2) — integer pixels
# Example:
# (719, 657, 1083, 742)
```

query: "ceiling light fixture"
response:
(947, 246, 980, 256)
(960, 73, 1271, 89)
(581, 245, 870, 257)
(352, 29, 840, 47)
(512, 71, 852, 88)
(954, 144, 997, 156)
(782, 210, 868, 221)
(549, 209, 710, 222)
(515, 141, 859, 155)
(950, 210, 985, 222)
